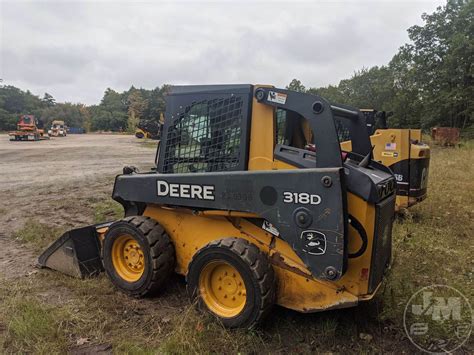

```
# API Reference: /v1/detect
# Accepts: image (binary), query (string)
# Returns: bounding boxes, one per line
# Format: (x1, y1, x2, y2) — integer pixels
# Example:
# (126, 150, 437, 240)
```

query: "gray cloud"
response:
(0, 0, 445, 104)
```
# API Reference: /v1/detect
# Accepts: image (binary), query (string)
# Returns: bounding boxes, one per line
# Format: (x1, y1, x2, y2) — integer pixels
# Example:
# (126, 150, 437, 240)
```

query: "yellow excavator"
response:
(39, 85, 397, 328)
(135, 114, 164, 140)
(340, 109, 430, 210)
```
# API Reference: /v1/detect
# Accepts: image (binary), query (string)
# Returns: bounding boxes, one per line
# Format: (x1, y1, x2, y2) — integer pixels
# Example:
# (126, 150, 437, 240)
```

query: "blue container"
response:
(68, 127, 85, 134)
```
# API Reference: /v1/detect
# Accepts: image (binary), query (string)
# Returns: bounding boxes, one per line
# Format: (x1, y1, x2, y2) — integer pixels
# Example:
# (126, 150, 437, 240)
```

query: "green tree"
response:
(292, 0, 473, 130)
(0, 85, 45, 130)
(126, 89, 148, 132)
(39, 103, 88, 129)
(95, 88, 128, 131)
(402, 0, 473, 128)
(42, 93, 56, 107)
(286, 79, 306, 93)
(79, 104, 92, 132)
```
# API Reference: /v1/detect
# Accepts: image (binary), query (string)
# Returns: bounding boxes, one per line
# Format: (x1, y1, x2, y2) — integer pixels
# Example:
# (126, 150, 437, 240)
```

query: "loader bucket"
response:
(38, 223, 111, 278)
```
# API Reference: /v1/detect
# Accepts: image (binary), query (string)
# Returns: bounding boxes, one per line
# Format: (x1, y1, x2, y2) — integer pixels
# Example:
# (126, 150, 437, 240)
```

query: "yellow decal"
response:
(381, 151, 398, 157)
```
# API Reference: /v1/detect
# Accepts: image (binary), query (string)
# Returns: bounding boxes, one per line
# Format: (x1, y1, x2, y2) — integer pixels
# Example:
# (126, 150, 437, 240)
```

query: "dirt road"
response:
(0, 134, 156, 279)
(0, 134, 156, 192)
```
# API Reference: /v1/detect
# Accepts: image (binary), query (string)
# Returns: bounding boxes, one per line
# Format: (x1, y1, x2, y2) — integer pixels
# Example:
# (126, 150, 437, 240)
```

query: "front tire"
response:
(103, 216, 175, 297)
(187, 238, 275, 328)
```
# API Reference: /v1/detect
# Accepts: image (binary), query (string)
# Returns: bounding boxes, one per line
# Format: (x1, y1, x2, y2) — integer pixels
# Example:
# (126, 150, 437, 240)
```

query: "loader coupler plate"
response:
(38, 223, 111, 278)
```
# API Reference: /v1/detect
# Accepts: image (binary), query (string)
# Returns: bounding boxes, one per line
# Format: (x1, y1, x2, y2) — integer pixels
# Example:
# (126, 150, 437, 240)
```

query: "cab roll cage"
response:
(254, 87, 372, 168)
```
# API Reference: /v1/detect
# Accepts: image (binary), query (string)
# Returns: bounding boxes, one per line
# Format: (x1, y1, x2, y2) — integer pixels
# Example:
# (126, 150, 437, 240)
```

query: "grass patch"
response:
(378, 142, 474, 342)
(5, 300, 66, 354)
(93, 199, 123, 223)
(12, 220, 62, 251)
(158, 306, 267, 354)
(0, 292, 68, 354)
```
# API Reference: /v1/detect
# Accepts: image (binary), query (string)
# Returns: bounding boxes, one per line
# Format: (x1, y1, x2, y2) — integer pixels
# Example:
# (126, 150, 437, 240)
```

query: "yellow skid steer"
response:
(39, 85, 396, 328)
(340, 109, 430, 210)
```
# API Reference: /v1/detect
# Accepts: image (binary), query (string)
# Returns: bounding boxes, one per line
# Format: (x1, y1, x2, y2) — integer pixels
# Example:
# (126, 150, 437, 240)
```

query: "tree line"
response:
(0, 84, 170, 132)
(288, 0, 472, 130)
(0, 0, 471, 132)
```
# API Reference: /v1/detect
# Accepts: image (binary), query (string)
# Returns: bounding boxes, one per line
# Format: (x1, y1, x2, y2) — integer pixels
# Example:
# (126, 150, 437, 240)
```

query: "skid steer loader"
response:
(39, 85, 396, 328)
(340, 109, 430, 210)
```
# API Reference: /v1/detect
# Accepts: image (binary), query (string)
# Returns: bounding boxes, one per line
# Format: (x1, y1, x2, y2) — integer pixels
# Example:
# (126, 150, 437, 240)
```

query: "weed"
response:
(93, 199, 123, 223)
(158, 306, 267, 354)
(379, 142, 474, 337)
(0, 296, 67, 354)
(12, 220, 61, 251)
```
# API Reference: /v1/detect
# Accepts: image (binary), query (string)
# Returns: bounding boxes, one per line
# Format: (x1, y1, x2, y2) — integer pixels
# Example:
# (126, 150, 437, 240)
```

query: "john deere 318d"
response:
(39, 85, 396, 328)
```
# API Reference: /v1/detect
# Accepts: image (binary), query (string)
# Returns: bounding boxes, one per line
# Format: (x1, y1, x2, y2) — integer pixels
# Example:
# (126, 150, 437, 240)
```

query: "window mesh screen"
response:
(162, 96, 243, 173)
(276, 109, 287, 145)
(334, 117, 351, 142)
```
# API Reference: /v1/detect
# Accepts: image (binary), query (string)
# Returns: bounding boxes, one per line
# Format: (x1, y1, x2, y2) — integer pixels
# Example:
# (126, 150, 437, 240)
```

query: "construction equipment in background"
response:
(340, 109, 430, 210)
(8, 115, 48, 141)
(135, 114, 163, 140)
(39, 85, 397, 328)
(431, 127, 460, 146)
(48, 120, 67, 137)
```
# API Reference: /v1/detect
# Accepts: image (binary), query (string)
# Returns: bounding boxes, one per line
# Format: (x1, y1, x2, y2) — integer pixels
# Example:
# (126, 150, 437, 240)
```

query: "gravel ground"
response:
(0, 134, 156, 279)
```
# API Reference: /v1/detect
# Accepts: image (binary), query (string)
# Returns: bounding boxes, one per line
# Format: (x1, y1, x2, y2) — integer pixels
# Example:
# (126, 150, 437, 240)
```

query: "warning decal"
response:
(268, 91, 287, 104)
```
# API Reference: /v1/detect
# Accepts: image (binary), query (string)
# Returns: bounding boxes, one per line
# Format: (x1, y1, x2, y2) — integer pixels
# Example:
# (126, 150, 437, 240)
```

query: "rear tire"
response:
(103, 216, 175, 297)
(187, 238, 275, 328)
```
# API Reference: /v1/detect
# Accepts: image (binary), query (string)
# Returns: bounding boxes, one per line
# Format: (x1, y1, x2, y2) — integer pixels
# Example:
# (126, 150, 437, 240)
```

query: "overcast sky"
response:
(0, 0, 445, 105)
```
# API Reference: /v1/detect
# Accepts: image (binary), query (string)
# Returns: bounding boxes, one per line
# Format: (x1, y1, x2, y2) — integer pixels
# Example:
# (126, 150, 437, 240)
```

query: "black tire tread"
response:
(188, 237, 276, 327)
(109, 216, 175, 297)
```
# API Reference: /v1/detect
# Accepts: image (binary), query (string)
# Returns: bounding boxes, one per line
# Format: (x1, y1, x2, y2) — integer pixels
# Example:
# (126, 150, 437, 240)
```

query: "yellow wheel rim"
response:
(198, 261, 247, 318)
(111, 234, 145, 282)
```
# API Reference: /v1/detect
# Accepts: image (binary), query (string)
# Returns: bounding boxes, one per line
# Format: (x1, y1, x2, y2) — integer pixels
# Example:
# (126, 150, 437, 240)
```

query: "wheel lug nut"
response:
(224, 295, 227, 298)
(224, 272, 228, 276)
(232, 296, 235, 300)
(218, 286, 222, 290)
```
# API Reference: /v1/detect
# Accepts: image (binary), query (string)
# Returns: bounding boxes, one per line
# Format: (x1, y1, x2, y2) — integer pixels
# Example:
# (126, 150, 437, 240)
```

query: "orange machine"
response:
(9, 115, 48, 141)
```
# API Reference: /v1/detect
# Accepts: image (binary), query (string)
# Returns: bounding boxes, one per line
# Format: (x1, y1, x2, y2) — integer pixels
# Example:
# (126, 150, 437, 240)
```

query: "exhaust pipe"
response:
(38, 222, 112, 278)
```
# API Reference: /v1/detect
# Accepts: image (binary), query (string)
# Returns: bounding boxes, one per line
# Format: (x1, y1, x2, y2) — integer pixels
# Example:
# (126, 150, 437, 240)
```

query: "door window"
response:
(162, 97, 244, 173)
